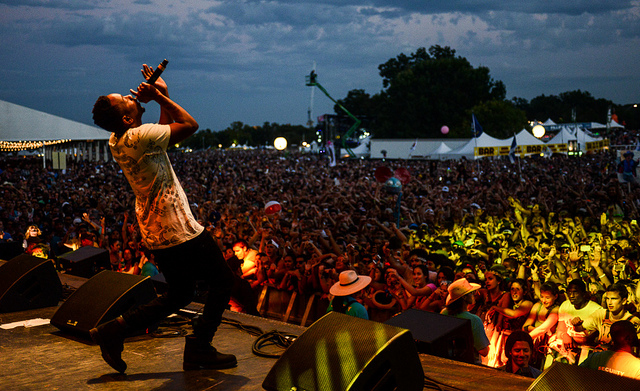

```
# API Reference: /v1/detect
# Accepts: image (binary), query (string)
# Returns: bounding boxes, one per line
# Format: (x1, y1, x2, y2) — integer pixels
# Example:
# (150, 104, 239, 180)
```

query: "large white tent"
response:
(1, 99, 108, 143)
(0, 99, 110, 162)
(547, 126, 575, 145)
(426, 142, 452, 160)
(515, 128, 545, 146)
(511, 129, 547, 156)
(445, 132, 512, 159)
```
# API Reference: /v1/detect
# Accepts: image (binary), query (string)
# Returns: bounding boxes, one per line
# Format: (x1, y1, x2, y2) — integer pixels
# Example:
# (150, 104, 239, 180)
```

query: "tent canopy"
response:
(0, 99, 109, 143)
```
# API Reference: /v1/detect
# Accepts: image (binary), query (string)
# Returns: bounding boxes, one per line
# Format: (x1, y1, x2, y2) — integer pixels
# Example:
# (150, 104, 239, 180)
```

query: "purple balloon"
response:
(441, 125, 449, 134)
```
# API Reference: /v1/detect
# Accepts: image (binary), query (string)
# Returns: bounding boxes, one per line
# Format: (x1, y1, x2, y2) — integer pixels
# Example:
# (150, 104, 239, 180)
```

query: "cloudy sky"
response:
(1, 1, 639, 133)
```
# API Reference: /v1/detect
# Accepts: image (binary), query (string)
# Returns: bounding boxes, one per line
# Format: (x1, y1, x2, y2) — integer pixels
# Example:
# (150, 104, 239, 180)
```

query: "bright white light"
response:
(532, 125, 545, 138)
(274, 137, 287, 151)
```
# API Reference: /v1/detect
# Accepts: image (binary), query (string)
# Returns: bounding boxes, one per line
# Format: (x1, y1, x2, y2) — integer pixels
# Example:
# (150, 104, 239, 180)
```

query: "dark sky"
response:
(1, 0, 638, 132)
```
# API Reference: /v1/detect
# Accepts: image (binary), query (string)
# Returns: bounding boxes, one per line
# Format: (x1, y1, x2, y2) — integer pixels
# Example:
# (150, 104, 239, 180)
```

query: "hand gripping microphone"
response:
(146, 59, 168, 85)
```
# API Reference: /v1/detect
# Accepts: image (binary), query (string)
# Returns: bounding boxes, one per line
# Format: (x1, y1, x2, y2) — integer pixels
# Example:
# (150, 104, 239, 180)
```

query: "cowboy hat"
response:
(330, 270, 372, 296)
(446, 278, 481, 306)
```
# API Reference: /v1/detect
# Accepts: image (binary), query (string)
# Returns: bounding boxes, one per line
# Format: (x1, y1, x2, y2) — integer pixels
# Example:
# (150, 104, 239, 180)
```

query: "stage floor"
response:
(0, 270, 534, 391)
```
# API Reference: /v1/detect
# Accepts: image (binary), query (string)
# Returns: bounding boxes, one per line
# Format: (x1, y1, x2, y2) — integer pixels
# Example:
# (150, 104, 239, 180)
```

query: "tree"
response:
(449, 101, 527, 139)
(333, 89, 384, 133)
(519, 90, 614, 124)
(373, 45, 506, 138)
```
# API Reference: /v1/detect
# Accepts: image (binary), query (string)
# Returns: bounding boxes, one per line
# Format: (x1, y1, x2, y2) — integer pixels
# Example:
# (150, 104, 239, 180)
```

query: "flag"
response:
(508, 134, 517, 163)
(327, 140, 336, 167)
(472, 114, 483, 137)
(408, 138, 418, 158)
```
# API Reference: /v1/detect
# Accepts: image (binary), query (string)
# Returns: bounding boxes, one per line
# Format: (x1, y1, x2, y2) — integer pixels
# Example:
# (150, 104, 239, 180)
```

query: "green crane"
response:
(305, 71, 361, 158)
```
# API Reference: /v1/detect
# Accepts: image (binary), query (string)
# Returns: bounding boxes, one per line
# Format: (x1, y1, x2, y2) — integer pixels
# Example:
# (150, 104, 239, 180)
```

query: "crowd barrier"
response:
(256, 284, 329, 326)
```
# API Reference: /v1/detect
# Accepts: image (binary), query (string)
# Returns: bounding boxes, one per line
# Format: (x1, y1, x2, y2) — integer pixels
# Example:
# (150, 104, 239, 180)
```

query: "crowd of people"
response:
(2, 145, 640, 379)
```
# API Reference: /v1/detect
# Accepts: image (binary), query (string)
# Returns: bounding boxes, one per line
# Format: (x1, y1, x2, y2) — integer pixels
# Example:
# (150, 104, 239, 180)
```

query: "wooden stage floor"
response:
(0, 273, 534, 391)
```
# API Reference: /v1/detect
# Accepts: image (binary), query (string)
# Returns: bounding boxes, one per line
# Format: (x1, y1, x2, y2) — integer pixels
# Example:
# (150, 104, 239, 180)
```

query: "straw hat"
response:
(330, 270, 372, 296)
(445, 278, 481, 306)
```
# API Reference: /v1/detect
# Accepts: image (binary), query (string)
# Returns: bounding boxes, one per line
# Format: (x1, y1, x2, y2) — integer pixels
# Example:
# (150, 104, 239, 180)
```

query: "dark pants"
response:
(230, 274, 259, 316)
(122, 231, 233, 343)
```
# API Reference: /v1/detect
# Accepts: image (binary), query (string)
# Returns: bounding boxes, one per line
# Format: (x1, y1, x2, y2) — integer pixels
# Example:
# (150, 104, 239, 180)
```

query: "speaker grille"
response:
(50, 270, 156, 337)
(528, 362, 640, 391)
(0, 254, 62, 313)
(263, 311, 424, 391)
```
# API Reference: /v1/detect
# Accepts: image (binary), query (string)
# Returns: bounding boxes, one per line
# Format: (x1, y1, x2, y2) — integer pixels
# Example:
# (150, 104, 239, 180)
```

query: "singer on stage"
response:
(90, 64, 236, 373)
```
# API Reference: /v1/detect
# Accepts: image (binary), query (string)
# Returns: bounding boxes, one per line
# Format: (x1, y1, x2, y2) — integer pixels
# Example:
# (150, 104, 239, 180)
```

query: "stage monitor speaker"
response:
(528, 362, 640, 391)
(262, 311, 424, 391)
(57, 246, 109, 278)
(150, 273, 168, 295)
(384, 308, 475, 364)
(0, 241, 24, 260)
(0, 254, 62, 313)
(50, 270, 156, 338)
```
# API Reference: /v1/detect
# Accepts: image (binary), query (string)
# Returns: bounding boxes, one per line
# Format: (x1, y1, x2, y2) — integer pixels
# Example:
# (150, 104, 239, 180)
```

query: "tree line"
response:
(181, 45, 639, 149)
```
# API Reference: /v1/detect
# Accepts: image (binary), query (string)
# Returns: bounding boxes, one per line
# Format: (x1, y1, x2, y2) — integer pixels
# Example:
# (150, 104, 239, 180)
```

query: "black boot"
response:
(89, 316, 127, 374)
(183, 335, 237, 370)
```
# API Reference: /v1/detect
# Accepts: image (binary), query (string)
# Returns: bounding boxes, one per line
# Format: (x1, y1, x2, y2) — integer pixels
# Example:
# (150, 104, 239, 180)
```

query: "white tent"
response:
(426, 142, 452, 160)
(0, 99, 109, 142)
(575, 126, 600, 143)
(547, 126, 575, 144)
(512, 129, 547, 156)
(590, 121, 624, 129)
(515, 129, 545, 146)
(445, 132, 511, 159)
(542, 118, 557, 126)
(610, 119, 624, 128)
(340, 136, 371, 158)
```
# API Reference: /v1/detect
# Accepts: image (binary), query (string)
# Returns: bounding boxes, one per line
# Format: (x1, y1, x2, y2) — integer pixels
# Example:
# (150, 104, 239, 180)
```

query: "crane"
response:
(305, 70, 361, 158)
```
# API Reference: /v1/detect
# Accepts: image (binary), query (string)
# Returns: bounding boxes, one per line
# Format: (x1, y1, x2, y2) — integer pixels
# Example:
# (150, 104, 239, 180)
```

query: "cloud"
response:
(1, 0, 639, 130)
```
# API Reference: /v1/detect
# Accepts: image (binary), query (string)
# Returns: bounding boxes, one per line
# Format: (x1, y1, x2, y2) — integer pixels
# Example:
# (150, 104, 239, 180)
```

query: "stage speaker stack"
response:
(57, 246, 109, 278)
(384, 308, 475, 364)
(0, 241, 24, 260)
(50, 270, 157, 338)
(262, 311, 424, 391)
(528, 362, 640, 391)
(0, 254, 63, 313)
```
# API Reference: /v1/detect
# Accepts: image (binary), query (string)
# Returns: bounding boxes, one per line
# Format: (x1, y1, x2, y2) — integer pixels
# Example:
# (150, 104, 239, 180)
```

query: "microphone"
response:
(146, 59, 168, 85)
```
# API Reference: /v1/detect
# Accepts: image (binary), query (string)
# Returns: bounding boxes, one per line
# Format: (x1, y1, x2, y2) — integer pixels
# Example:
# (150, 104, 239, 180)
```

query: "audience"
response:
(3, 144, 640, 375)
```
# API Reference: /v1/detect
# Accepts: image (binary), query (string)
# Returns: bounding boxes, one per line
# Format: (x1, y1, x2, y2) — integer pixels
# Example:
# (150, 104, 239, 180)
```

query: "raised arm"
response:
(132, 79, 198, 145)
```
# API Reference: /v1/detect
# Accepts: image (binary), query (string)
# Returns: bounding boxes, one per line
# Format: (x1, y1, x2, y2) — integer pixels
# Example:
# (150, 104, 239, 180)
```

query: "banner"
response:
(474, 143, 569, 157)
(585, 139, 609, 152)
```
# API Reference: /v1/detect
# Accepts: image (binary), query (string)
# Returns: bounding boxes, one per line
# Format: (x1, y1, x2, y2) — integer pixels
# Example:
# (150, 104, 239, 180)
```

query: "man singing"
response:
(90, 64, 235, 373)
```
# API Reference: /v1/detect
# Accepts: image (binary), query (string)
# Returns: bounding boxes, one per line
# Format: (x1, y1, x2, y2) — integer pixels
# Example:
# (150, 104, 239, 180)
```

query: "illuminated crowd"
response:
(2, 147, 640, 376)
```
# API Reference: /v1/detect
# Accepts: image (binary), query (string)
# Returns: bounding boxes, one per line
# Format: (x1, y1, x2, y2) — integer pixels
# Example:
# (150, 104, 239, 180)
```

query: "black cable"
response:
(178, 314, 299, 358)
(221, 316, 265, 337)
(151, 327, 189, 338)
(252, 330, 298, 358)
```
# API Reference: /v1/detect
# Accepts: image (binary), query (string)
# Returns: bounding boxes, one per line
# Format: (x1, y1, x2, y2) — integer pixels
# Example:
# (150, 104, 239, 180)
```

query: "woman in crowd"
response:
(523, 281, 561, 368)
(477, 268, 510, 366)
(387, 265, 435, 311)
(487, 278, 535, 366)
